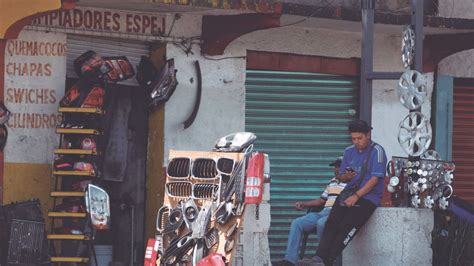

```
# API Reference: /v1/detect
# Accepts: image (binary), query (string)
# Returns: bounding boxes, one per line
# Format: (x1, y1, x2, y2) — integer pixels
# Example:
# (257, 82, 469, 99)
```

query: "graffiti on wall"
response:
(4, 30, 66, 164)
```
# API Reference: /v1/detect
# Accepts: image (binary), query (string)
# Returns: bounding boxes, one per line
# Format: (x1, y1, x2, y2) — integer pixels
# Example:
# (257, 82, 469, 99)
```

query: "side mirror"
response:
(85, 184, 111, 230)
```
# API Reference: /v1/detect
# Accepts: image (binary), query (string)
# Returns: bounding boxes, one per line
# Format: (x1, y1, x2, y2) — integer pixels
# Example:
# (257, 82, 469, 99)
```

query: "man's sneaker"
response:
(297, 256, 325, 266)
(273, 260, 295, 266)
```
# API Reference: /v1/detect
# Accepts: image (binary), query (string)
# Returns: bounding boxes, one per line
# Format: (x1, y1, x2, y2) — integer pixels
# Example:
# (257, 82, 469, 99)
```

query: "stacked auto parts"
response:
(388, 154, 455, 209)
(47, 50, 129, 263)
(387, 26, 456, 209)
(145, 132, 270, 266)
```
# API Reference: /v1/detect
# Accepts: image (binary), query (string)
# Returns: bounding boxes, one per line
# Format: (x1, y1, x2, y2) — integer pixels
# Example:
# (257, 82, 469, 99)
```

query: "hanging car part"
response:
(81, 85, 106, 108)
(234, 145, 253, 208)
(73, 50, 110, 81)
(84, 184, 111, 230)
(136, 56, 157, 92)
(144, 238, 160, 266)
(217, 158, 235, 175)
(245, 152, 267, 204)
(443, 172, 453, 184)
(0, 101, 11, 125)
(401, 25, 415, 69)
(389, 176, 400, 187)
(398, 112, 432, 157)
(421, 149, 441, 160)
(80, 137, 97, 150)
(191, 202, 213, 265)
(156, 205, 170, 233)
(439, 197, 449, 210)
(162, 231, 195, 265)
(215, 201, 234, 225)
(224, 239, 235, 253)
(213, 132, 257, 152)
(192, 183, 219, 201)
(424, 196, 435, 209)
(397, 70, 427, 110)
(0, 124, 8, 151)
(103, 56, 135, 82)
(167, 157, 192, 179)
(162, 207, 184, 234)
(411, 195, 420, 208)
(442, 184, 453, 198)
(225, 223, 238, 239)
(181, 198, 199, 230)
(183, 60, 202, 129)
(192, 158, 218, 180)
(204, 228, 219, 250)
(191, 202, 212, 239)
(166, 181, 193, 199)
(150, 58, 179, 108)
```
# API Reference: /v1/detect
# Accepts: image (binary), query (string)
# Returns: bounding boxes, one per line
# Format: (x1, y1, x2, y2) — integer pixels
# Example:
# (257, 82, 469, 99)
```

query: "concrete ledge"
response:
(343, 207, 433, 266)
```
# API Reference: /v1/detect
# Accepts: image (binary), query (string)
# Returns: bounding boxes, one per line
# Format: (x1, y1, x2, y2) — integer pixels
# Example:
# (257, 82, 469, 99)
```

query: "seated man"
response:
(274, 157, 347, 266)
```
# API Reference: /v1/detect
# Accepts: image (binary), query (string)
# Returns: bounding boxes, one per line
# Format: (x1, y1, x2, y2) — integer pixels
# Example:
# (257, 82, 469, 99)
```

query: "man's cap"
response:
(329, 156, 343, 167)
(348, 119, 372, 133)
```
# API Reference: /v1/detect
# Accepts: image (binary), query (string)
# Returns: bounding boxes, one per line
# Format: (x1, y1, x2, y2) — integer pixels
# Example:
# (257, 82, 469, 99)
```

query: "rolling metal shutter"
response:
(453, 82, 474, 204)
(66, 34, 149, 86)
(245, 70, 359, 260)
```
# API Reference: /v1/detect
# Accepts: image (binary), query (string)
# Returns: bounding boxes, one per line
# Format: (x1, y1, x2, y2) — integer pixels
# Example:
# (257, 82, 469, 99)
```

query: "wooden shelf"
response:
(54, 149, 99, 155)
(50, 191, 85, 197)
(50, 257, 90, 263)
(48, 212, 87, 218)
(47, 234, 89, 240)
(53, 170, 96, 177)
(58, 107, 104, 114)
(56, 128, 102, 135)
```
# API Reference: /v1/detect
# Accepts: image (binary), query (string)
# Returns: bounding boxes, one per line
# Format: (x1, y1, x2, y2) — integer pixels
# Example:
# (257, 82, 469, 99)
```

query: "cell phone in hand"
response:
(345, 167, 355, 173)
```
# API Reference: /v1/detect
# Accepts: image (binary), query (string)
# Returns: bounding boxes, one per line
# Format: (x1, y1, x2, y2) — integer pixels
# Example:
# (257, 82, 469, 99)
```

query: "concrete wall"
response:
(163, 16, 432, 164)
(439, 49, 474, 78)
(343, 208, 434, 266)
(439, 0, 474, 19)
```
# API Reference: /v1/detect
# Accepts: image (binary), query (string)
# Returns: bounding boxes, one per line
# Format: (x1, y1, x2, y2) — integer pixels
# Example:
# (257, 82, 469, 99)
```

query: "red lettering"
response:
(73, 9, 83, 27)
(49, 11, 58, 25)
(42, 114, 50, 128)
(83, 10, 93, 28)
(104, 11, 112, 31)
(133, 15, 141, 33)
(50, 90, 57, 104)
(44, 64, 52, 77)
(142, 16, 150, 34)
(27, 90, 34, 103)
(93, 11, 103, 30)
(161, 17, 166, 35)
(151, 17, 159, 35)
(63, 11, 73, 27)
(13, 89, 25, 104)
(6, 88, 13, 103)
(112, 13, 120, 31)
(126, 14, 133, 32)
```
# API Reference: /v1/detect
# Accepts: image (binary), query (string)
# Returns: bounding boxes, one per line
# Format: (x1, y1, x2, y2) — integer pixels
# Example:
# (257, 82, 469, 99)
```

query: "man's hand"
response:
(338, 170, 357, 183)
(294, 201, 305, 210)
(343, 195, 359, 207)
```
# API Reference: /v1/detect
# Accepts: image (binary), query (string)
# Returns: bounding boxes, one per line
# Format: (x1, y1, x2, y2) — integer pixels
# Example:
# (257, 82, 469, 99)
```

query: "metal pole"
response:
(412, 0, 424, 73)
(360, 0, 375, 124)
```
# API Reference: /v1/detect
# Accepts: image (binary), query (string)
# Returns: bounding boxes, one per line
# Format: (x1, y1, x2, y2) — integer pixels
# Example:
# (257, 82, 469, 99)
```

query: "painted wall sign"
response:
(31, 6, 166, 36)
(4, 30, 66, 164)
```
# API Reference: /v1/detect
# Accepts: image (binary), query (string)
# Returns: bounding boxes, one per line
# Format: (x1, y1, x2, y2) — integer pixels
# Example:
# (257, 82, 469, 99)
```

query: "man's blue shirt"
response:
(339, 141, 388, 206)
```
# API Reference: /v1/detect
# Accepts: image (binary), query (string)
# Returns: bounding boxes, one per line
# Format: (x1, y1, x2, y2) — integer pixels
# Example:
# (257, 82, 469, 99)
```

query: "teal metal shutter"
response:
(245, 70, 359, 260)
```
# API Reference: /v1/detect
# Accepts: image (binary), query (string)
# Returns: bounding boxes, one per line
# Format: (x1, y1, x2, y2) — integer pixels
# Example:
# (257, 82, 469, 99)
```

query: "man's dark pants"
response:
(316, 197, 376, 265)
